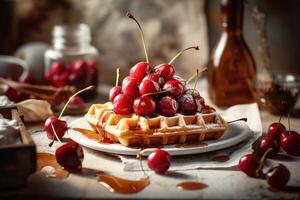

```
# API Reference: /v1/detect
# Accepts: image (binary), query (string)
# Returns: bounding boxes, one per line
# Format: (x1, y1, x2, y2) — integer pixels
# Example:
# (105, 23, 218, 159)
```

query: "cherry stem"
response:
(48, 139, 54, 147)
(115, 68, 120, 87)
(168, 46, 199, 65)
(137, 152, 148, 177)
(51, 123, 62, 144)
(141, 90, 169, 98)
(127, 12, 149, 63)
(193, 69, 199, 91)
(58, 85, 94, 119)
(256, 147, 272, 177)
(227, 118, 248, 124)
(186, 67, 208, 85)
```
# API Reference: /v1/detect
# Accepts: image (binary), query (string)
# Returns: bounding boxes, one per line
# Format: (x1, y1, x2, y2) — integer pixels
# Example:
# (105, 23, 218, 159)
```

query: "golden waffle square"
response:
(85, 102, 228, 147)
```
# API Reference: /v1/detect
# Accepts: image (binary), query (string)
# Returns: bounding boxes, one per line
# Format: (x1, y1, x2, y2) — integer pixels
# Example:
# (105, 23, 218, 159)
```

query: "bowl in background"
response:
(251, 73, 300, 115)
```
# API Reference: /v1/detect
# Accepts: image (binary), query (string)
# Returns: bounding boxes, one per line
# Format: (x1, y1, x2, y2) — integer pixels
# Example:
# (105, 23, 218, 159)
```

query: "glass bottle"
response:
(44, 24, 99, 99)
(208, 0, 256, 106)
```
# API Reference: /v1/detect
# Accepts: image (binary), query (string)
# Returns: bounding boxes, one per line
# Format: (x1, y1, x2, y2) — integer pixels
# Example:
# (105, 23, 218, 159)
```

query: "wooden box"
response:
(0, 109, 36, 189)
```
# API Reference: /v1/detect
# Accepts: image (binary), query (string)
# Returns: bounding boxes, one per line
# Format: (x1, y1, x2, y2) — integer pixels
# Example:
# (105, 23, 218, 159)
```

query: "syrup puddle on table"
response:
(177, 181, 208, 190)
(96, 172, 150, 194)
(175, 142, 208, 148)
(211, 155, 230, 162)
(72, 127, 114, 144)
(37, 152, 69, 179)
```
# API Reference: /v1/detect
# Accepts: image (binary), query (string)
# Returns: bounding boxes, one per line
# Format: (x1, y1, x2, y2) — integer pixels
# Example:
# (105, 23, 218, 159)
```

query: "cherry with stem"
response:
(127, 12, 151, 83)
(44, 86, 94, 141)
(280, 113, 300, 155)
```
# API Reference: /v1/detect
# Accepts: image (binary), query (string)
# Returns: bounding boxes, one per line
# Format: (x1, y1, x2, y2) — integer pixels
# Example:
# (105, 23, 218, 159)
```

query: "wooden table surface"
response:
(1, 81, 300, 200)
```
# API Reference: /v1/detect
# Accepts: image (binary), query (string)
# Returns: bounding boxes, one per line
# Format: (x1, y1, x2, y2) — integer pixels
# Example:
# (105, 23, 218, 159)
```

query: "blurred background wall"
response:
(0, 0, 299, 85)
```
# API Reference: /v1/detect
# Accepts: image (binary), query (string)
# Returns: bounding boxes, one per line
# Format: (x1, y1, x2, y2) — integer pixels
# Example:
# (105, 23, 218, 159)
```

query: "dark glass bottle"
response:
(208, 0, 256, 106)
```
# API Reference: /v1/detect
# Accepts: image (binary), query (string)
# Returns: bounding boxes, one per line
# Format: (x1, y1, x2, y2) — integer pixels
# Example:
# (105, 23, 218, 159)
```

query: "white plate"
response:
(69, 118, 252, 156)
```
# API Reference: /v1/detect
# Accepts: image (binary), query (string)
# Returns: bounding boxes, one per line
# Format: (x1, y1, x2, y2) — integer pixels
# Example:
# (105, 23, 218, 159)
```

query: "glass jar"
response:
(44, 24, 99, 99)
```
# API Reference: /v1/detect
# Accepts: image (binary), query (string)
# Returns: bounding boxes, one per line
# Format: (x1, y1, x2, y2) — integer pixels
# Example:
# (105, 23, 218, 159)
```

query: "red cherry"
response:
(194, 95, 205, 112)
(5, 87, 28, 102)
(44, 72, 53, 84)
(153, 64, 175, 81)
(280, 131, 300, 156)
(122, 76, 132, 86)
(144, 73, 165, 86)
(68, 72, 82, 85)
(44, 116, 68, 140)
(178, 94, 197, 115)
(109, 86, 122, 102)
(267, 122, 286, 142)
(280, 131, 289, 141)
(157, 96, 178, 117)
(139, 79, 160, 96)
(238, 153, 260, 177)
(133, 96, 156, 116)
(266, 164, 290, 190)
(72, 60, 88, 75)
(113, 94, 133, 115)
(173, 75, 186, 87)
(256, 136, 279, 158)
(55, 141, 84, 172)
(69, 96, 85, 108)
(86, 59, 98, 70)
(122, 78, 140, 98)
(147, 149, 171, 174)
(162, 80, 184, 97)
(129, 61, 150, 83)
(86, 59, 99, 84)
(51, 61, 66, 74)
(52, 71, 70, 87)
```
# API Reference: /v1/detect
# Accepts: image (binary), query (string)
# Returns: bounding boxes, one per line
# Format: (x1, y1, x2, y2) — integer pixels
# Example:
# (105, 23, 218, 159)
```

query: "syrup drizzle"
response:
(37, 153, 69, 179)
(177, 181, 208, 190)
(96, 172, 150, 194)
(211, 155, 230, 162)
(176, 142, 208, 148)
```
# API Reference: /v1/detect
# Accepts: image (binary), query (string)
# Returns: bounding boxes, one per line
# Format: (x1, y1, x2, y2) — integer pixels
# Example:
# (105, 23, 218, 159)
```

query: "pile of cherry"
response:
(44, 59, 98, 88)
(109, 58, 209, 117)
(239, 119, 300, 191)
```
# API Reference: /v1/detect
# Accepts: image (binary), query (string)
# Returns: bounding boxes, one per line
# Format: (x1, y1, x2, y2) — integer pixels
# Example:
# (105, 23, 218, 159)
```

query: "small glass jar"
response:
(44, 24, 99, 99)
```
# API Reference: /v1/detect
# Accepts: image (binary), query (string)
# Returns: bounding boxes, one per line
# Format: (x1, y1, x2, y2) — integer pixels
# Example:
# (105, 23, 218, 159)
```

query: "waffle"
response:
(84, 102, 228, 147)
